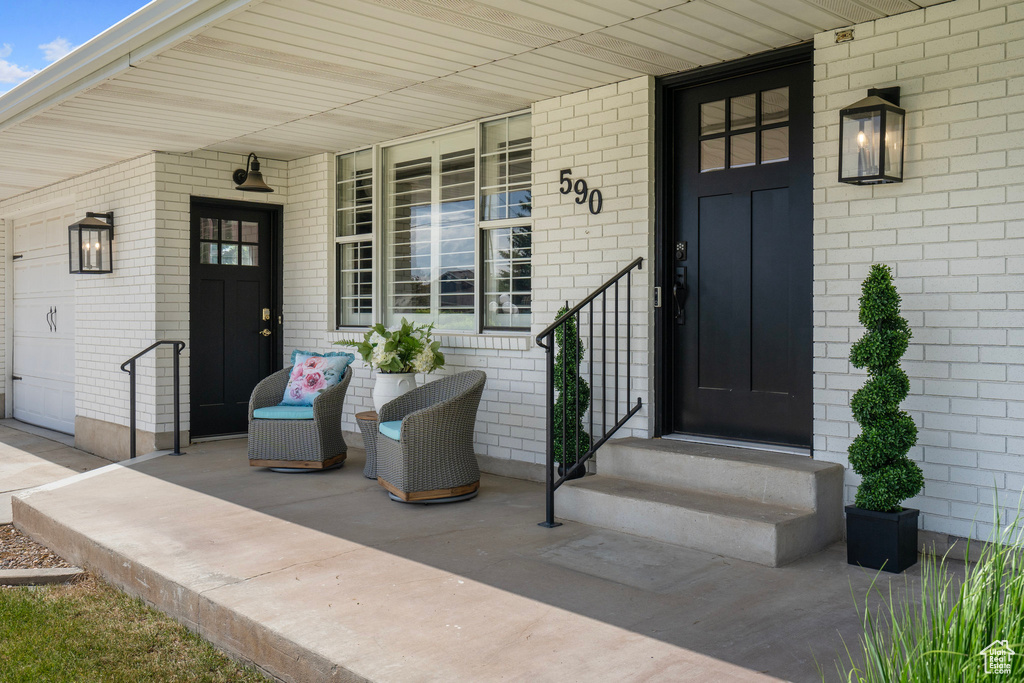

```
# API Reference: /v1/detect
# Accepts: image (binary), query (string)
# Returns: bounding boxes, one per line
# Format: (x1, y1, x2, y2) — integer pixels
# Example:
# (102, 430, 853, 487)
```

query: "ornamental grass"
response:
(835, 508, 1024, 682)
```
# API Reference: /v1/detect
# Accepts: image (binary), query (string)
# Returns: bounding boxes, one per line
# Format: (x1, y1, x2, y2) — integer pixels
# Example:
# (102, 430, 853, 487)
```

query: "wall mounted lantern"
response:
(68, 212, 113, 274)
(232, 152, 274, 192)
(839, 87, 905, 185)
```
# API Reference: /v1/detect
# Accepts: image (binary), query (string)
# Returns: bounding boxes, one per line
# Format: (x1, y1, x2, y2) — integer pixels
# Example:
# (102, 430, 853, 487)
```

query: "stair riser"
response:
(557, 486, 833, 567)
(599, 444, 835, 510)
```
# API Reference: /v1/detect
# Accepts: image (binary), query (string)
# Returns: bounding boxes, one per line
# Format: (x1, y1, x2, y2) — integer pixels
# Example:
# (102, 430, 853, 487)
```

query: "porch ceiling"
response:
(0, 0, 949, 202)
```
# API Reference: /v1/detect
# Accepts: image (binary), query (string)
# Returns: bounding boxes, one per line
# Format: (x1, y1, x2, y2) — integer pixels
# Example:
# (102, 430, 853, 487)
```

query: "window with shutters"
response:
(334, 111, 531, 332)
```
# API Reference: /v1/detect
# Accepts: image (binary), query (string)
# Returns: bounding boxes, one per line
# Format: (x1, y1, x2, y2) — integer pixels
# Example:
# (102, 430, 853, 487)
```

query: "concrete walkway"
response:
(0, 420, 110, 524)
(12, 437, 944, 682)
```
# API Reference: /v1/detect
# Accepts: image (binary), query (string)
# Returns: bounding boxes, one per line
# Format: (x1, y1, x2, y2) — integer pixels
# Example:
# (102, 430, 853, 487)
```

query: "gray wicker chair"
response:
(376, 370, 486, 503)
(247, 366, 352, 471)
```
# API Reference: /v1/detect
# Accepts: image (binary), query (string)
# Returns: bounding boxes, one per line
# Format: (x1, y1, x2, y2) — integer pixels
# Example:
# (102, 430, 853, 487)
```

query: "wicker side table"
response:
(355, 410, 380, 479)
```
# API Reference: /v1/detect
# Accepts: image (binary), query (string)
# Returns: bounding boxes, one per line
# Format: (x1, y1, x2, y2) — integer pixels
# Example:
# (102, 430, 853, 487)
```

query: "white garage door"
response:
(12, 205, 77, 435)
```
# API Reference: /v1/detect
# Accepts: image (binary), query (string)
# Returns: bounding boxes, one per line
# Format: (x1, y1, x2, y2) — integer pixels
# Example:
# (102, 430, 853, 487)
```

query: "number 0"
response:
(588, 189, 603, 215)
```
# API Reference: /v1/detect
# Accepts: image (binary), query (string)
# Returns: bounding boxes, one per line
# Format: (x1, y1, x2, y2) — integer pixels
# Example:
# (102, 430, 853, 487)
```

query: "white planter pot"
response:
(373, 372, 417, 412)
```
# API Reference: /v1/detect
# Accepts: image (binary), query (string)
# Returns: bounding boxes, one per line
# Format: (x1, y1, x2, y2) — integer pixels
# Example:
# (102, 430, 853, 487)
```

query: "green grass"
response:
(835, 512, 1024, 682)
(0, 574, 269, 683)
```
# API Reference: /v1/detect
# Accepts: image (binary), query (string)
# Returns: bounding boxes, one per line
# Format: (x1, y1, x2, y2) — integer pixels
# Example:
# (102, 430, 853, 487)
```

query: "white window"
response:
(334, 112, 531, 332)
(335, 149, 373, 326)
(479, 113, 531, 329)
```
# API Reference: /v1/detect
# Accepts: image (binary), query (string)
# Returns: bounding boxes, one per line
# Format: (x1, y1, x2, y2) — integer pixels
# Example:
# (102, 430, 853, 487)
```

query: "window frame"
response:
(332, 109, 532, 334)
(334, 147, 377, 328)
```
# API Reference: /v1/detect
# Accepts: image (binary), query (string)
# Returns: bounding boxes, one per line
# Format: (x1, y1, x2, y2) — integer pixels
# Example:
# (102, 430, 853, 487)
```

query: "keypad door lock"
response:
(262, 308, 271, 321)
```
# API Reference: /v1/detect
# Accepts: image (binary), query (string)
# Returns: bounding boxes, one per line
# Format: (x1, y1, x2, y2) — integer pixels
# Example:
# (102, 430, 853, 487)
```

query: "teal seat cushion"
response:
(379, 420, 402, 441)
(253, 405, 315, 420)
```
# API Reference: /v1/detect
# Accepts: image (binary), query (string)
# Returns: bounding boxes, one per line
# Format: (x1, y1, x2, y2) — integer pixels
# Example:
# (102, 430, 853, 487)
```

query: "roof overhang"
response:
(0, 0, 951, 201)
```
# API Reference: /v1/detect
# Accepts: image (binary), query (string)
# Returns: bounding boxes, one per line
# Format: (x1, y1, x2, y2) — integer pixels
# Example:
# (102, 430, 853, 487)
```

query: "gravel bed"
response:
(1, 523, 73, 571)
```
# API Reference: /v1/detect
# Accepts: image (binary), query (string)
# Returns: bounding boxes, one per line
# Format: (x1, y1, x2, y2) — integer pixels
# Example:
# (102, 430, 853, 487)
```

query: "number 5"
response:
(559, 169, 572, 194)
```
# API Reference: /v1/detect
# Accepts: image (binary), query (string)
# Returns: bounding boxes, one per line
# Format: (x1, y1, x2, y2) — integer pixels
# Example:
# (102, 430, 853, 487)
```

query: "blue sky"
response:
(0, 1, 150, 94)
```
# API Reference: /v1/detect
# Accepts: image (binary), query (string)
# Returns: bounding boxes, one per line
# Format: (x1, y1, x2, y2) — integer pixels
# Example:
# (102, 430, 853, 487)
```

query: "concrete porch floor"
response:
(11, 436, 945, 683)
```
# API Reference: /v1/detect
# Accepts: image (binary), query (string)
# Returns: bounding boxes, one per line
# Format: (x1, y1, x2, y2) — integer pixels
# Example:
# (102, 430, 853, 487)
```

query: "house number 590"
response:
(559, 169, 603, 215)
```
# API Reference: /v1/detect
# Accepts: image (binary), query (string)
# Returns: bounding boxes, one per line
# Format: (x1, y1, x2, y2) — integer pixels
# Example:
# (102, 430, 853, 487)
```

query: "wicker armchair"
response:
(247, 366, 352, 471)
(376, 370, 486, 503)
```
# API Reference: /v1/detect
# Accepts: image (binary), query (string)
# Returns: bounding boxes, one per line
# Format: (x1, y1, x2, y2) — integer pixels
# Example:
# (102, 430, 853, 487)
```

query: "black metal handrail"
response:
(536, 257, 644, 527)
(120, 340, 185, 459)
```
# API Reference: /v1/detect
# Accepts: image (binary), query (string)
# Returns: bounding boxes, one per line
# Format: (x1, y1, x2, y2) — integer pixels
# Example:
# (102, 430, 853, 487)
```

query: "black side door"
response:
(190, 200, 278, 437)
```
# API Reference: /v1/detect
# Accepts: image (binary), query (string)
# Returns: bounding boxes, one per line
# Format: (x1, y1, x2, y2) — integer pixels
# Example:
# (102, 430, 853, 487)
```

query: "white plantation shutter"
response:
(383, 129, 476, 330)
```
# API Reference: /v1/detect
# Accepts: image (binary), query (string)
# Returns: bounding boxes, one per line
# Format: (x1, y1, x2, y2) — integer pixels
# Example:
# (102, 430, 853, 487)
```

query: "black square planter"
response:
(846, 505, 919, 574)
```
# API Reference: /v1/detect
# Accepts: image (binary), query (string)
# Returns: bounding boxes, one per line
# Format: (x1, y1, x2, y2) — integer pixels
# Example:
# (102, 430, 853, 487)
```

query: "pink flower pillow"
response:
(281, 352, 353, 406)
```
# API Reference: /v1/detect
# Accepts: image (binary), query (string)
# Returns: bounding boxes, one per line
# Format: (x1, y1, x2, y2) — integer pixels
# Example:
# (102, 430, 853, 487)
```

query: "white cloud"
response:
(40, 37, 75, 63)
(0, 43, 38, 85)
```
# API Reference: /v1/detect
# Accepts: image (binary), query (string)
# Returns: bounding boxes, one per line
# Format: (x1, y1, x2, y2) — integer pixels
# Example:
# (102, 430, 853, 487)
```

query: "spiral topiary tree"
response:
(848, 264, 923, 513)
(553, 305, 592, 470)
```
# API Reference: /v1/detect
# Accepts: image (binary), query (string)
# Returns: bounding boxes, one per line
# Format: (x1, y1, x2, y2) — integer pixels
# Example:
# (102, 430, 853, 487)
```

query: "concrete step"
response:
(557, 476, 834, 567)
(554, 438, 845, 567)
(597, 437, 843, 511)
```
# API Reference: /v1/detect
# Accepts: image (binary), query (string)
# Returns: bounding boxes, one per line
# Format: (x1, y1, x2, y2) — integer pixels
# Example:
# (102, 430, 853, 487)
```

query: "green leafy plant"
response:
(834, 507, 1024, 682)
(553, 305, 591, 466)
(848, 264, 923, 512)
(334, 318, 444, 374)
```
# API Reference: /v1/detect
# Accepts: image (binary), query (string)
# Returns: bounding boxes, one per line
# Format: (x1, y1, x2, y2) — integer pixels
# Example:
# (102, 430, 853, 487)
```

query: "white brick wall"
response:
(814, 0, 1024, 541)
(0, 155, 161, 434)
(531, 76, 656, 442)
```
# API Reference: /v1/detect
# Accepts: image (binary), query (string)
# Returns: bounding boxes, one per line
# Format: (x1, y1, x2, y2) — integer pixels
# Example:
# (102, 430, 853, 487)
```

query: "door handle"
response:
(51, 306, 56, 333)
(45, 307, 54, 332)
(673, 267, 688, 324)
(259, 329, 272, 337)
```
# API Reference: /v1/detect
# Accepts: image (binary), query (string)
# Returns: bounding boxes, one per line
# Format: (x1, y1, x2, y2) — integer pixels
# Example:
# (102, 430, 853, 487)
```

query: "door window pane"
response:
(761, 127, 789, 164)
(240, 244, 258, 266)
(241, 221, 258, 243)
(701, 100, 726, 136)
(730, 132, 756, 168)
(730, 94, 756, 130)
(762, 88, 789, 125)
(200, 218, 218, 240)
(200, 242, 218, 264)
(220, 244, 238, 265)
(220, 220, 238, 242)
(701, 138, 726, 173)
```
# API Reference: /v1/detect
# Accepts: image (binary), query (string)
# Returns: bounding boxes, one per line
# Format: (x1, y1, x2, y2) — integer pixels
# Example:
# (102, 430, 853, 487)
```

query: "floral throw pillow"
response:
(281, 352, 353, 406)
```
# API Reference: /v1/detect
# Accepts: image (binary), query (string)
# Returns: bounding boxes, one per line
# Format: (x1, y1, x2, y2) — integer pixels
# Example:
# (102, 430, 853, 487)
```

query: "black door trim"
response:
(653, 43, 813, 437)
(188, 197, 285, 431)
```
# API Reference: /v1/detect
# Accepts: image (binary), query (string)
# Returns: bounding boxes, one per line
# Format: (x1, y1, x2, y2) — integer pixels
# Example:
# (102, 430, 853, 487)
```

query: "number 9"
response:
(573, 178, 588, 205)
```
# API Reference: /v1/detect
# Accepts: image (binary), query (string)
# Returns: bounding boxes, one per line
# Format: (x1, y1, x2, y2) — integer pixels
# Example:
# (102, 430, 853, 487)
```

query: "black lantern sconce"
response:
(839, 87, 905, 185)
(68, 212, 114, 274)
(232, 152, 274, 192)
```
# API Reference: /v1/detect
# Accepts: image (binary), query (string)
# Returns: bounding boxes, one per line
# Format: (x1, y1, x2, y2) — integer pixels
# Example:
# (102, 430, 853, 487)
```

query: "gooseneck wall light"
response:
(68, 212, 114, 274)
(233, 152, 274, 192)
(839, 87, 905, 185)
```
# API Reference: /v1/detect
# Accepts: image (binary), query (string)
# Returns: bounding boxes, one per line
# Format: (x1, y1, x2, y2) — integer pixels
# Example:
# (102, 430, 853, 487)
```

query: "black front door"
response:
(190, 200, 278, 437)
(667, 58, 813, 447)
